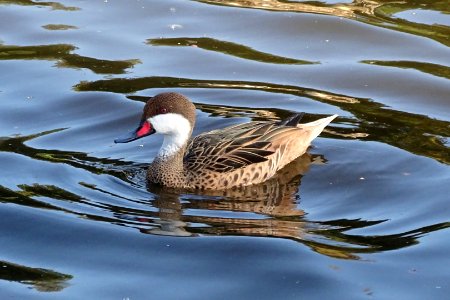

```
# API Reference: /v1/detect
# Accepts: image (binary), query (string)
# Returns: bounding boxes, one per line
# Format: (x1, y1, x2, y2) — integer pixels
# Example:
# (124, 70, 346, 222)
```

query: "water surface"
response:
(0, 0, 449, 299)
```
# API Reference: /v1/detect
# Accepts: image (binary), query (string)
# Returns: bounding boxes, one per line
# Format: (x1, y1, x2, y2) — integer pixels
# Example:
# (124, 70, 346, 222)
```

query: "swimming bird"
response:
(115, 92, 337, 190)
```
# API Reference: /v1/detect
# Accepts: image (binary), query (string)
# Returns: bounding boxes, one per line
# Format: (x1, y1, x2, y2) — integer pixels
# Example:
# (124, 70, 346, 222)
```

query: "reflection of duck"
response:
(115, 92, 336, 189)
(140, 152, 315, 237)
(195, 152, 318, 216)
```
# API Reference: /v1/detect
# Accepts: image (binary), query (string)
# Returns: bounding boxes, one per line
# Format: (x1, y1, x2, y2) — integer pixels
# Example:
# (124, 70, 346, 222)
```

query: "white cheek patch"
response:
(148, 113, 192, 158)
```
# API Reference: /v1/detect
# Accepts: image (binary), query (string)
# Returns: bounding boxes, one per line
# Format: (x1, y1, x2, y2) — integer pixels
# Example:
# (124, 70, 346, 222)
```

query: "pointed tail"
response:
(297, 114, 338, 145)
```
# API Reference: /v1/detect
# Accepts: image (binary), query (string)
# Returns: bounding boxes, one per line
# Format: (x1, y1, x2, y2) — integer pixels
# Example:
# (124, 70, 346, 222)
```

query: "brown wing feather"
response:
(184, 121, 300, 173)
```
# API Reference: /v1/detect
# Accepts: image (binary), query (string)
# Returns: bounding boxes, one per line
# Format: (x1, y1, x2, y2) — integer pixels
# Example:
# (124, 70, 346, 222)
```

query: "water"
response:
(0, 0, 449, 299)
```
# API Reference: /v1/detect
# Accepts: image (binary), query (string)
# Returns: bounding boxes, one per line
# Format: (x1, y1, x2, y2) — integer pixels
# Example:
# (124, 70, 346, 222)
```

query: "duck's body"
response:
(115, 92, 337, 190)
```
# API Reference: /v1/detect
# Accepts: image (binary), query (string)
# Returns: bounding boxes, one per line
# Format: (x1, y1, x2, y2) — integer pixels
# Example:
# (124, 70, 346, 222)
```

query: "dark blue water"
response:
(1, 0, 449, 299)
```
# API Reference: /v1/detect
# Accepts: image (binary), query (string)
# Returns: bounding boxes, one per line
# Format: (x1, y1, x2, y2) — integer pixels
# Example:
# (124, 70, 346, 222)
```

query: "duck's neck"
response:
(148, 133, 190, 187)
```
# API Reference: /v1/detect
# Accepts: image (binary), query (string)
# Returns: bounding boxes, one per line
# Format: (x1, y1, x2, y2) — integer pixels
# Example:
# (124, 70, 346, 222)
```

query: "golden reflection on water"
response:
(197, 0, 450, 46)
(199, 0, 372, 18)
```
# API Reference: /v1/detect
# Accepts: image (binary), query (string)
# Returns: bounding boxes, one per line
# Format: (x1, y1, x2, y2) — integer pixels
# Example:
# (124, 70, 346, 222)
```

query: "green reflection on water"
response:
(0, 44, 140, 74)
(0, 260, 72, 292)
(75, 76, 450, 165)
(362, 60, 450, 80)
(303, 221, 450, 259)
(148, 37, 317, 65)
(42, 24, 78, 31)
(0, 0, 79, 10)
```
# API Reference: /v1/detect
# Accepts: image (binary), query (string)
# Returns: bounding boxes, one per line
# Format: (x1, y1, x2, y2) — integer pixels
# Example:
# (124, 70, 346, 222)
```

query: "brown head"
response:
(140, 92, 196, 129)
(115, 93, 196, 157)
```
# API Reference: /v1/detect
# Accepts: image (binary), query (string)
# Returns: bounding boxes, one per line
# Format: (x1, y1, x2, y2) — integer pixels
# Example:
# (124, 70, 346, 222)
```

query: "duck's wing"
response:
(184, 121, 299, 173)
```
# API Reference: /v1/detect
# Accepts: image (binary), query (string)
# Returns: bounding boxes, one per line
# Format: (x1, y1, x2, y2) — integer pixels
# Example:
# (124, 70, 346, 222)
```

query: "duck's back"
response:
(183, 114, 336, 190)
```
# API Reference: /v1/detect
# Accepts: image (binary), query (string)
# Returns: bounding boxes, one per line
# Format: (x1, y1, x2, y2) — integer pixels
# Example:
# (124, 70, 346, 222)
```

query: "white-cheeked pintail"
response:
(115, 92, 337, 190)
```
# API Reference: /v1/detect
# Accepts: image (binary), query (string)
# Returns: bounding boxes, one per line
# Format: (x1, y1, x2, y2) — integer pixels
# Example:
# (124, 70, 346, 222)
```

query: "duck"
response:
(115, 92, 337, 190)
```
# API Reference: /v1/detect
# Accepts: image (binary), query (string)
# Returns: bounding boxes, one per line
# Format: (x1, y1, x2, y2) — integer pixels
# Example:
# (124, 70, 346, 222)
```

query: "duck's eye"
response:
(159, 107, 168, 114)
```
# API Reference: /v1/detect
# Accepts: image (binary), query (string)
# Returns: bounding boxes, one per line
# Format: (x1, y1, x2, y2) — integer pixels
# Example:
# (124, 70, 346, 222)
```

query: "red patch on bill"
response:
(137, 121, 151, 137)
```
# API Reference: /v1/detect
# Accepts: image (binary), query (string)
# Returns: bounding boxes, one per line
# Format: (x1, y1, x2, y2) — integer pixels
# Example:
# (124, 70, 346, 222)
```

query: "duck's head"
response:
(114, 92, 196, 145)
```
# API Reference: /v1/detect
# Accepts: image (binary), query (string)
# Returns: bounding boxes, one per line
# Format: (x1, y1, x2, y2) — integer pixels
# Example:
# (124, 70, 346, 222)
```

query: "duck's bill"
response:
(114, 121, 155, 143)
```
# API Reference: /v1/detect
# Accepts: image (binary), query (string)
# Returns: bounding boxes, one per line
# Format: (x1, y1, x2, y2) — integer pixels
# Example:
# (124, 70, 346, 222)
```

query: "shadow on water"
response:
(75, 76, 450, 165)
(0, 260, 72, 292)
(195, 0, 450, 47)
(0, 43, 140, 74)
(147, 37, 318, 65)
